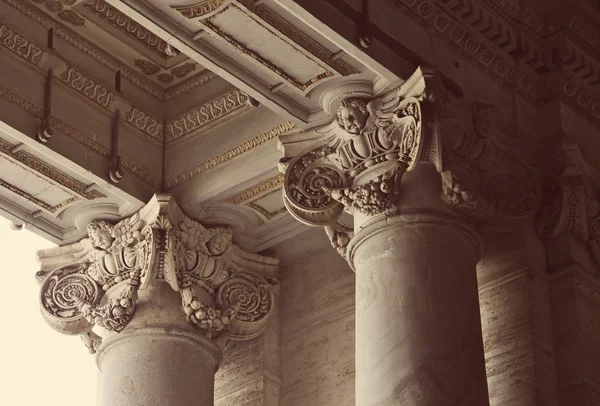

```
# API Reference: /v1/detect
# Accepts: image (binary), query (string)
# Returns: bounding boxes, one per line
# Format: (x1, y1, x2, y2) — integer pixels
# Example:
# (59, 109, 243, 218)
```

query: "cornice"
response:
(0, 23, 46, 66)
(386, 0, 600, 125)
(0, 86, 161, 188)
(164, 69, 219, 101)
(174, 0, 357, 95)
(3, 0, 219, 102)
(125, 107, 164, 143)
(3, 0, 165, 99)
(166, 121, 295, 189)
(0, 177, 77, 213)
(225, 173, 284, 205)
(0, 136, 106, 200)
(0, 20, 243, 147)
(83, 0, 171, 59)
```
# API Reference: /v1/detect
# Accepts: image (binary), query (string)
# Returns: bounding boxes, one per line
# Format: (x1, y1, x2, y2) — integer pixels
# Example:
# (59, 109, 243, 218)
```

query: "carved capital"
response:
(279, 68, 540, 223)
(280, 67, 542, 257)
(37, 195, 278, 351)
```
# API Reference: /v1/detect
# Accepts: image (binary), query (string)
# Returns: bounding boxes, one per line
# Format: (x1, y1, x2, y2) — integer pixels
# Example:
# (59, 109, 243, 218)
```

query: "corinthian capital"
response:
(37, 195, 278, 350)
(280, 68, 541, 231)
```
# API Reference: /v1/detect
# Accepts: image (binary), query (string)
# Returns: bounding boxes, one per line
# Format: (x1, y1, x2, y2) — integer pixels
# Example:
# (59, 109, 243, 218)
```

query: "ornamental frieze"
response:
(36, 195, 278, 349)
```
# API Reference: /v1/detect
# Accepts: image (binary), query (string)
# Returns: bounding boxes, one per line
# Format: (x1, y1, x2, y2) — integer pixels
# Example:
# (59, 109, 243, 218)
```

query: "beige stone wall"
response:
(215, 286, 281, 406)
(273, 227, 355, 406)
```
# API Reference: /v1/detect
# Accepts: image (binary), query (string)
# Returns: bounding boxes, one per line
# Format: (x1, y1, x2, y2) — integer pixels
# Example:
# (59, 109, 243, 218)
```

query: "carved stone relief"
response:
(36, 195, 278, 349)
(280, 68, 541, 257)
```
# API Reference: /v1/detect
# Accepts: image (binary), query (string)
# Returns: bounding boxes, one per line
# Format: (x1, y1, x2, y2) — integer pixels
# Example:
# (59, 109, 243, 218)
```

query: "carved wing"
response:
(73, 238, 103, 264)
(109, 212, 142, 253)
(365, 87, 404, 132)
(178, 215, 211, 254)
(315, 119, 353, 149)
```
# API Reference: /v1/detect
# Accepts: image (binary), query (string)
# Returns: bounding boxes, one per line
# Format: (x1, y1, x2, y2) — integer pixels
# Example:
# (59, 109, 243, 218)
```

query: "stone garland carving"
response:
(282, 85, 427, 225)
(39, 213, 153, 335)
(280, 69, 541, 258)
(37, 196, 278, 351)
(324, 222, 353, 257)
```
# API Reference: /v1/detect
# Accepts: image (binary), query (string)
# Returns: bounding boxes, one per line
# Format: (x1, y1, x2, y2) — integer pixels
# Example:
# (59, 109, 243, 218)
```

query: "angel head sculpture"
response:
(336, 98, 369, 134)
(206, 227, 233, 256)
(86, 221, 115, 250)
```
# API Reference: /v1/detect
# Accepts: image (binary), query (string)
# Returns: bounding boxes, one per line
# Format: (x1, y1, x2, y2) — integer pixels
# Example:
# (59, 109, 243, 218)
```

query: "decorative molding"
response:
(4, 0, 164, 99)
(84, 0, 171, 59)
(165, 88, 251, 143)
(171, 0, 229, 19)
(125, 107, 164, 143)
(166, 121, 295, 188)
(0, 23, 46, 67)
(0, 177, 77, 213)
(171, 62, 197, 78)
(0, 86, 161, 188)
(0, 137, 105, 200)
(238, 0, 355, 77)
(226, 174, 284, 205)
(57, 10, 86, 27)
(4, 1, 222, 101)
(164, 70, 219, 101)
(201, 14, 332, 92)
(135, 59, 160, 75)
(59, 66, 116, 110)
(247, 189, 287, 220)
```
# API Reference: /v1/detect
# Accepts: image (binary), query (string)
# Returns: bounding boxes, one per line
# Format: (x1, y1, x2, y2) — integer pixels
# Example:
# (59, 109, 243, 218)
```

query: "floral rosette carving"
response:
(216, 272, 273, 340)
(283, 145, 348, 226)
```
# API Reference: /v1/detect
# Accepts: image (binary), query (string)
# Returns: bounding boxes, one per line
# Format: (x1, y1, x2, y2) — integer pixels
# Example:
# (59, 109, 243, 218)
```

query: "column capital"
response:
(37, 194, 278, 350)
(280, 67, 542, 241)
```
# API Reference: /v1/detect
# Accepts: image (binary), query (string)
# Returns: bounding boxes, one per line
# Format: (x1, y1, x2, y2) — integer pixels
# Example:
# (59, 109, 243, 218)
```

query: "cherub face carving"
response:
(87, 221, 115, 250)
(336, 99, 369, 134)
(207, 228, 233, 256)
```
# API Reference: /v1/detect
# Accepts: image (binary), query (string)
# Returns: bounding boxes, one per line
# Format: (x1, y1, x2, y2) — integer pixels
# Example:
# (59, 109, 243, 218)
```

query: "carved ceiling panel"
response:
(172, 0, 356, 95)
(0, 122, 142, 243)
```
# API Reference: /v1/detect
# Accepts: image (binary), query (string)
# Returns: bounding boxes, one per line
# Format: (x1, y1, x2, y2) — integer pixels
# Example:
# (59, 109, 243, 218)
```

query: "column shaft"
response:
(96, 281, 221, 406)
(348, 166, 490, 406)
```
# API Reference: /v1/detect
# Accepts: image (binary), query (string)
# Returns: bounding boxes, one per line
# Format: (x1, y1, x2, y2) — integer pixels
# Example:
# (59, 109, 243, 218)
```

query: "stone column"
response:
(347, 165, 488, 405)
(279, 68, 540, 405)
(36, 194, 278, 406)
(96, 281, 221, 406)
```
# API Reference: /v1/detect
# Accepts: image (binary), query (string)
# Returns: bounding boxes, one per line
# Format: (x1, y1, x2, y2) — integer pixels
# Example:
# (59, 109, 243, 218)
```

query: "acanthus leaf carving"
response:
(37, 195, 278, 351)
(281, 68, 542, 261)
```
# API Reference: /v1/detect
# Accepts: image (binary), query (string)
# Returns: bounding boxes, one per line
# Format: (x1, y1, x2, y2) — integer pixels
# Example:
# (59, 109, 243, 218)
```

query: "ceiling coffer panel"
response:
(172, 0, 356, 95)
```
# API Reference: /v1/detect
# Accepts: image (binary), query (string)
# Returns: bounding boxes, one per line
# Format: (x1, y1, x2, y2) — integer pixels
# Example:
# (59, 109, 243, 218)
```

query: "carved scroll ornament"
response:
(282, 88, 429, 226)
(37, 195, 277, 350)
(280, 68, 541, 257)
(281, 69, 541, 224)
